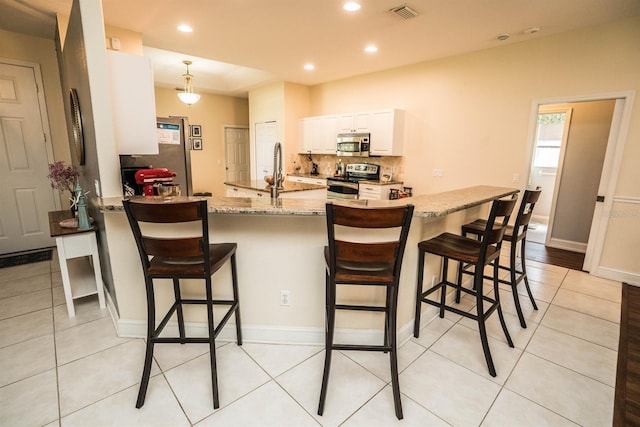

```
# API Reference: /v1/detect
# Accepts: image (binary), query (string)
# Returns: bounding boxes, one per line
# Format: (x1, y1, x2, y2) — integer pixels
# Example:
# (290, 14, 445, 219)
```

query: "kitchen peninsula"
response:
(99, 185, 517, 345)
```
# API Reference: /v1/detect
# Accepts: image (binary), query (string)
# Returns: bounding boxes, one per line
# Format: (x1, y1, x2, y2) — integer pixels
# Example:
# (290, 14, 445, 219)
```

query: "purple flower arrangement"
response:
(47, 161, 79, 194)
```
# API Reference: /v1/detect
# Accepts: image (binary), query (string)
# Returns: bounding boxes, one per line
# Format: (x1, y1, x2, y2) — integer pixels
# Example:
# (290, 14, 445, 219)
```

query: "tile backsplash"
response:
(293, 154, 404, 181)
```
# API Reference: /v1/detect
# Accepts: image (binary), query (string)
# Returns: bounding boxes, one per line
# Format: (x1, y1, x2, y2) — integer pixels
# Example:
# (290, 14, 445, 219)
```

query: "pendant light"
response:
(177, 60, 200, 105)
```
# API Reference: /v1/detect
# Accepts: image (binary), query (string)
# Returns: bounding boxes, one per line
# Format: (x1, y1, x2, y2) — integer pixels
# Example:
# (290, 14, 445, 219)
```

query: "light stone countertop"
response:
(224, 180, 326, 193)
(97, 185, 518, 218)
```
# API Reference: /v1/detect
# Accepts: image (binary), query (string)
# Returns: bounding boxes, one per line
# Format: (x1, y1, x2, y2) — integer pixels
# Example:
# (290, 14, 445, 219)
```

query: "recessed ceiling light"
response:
(523, 26, 541, 35)
(343, 2, 361, 12)
(177, 25, 193, 33)
(304, 63, 315, 70)
(364, 45, 378, 53)
(497, 33, 510, 41)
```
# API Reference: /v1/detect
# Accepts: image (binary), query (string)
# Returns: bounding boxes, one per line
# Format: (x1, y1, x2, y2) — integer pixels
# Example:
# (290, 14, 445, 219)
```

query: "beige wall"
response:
(303, 16, 640, 280)
(0, 29, 70, 165)
(154, 87, 249, 196)
(307, 17, 640, 201)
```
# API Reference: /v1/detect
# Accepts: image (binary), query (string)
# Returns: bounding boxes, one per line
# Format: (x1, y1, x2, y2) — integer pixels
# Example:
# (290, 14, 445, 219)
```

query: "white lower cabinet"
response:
(225, 186, 267, 198)
(281, 189, 327, 199)
(287, 176, 327, 186)
(358, 183, 402, 200)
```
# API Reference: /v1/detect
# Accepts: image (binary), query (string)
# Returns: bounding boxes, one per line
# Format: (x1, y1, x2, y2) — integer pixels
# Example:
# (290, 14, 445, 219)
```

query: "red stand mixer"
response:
(134, 168, 176, 196)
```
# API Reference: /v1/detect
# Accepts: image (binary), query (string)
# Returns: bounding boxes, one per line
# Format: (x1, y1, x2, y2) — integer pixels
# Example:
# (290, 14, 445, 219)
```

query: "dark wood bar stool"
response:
(414, 195, 517, 377)
(318, 202, 414, 420)
(123, 198, 242, 409)
(460, 187, 542, 328)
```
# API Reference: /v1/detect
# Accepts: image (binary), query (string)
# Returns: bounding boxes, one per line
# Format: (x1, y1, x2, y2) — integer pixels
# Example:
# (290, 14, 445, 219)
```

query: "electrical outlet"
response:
(512, 173, 520, 183)
(432, 169, 443, 177)
(280, 290, 290, 306)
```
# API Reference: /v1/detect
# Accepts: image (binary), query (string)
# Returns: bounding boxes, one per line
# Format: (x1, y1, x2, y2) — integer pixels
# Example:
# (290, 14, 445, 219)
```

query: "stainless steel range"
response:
(327, 163, 380, 199)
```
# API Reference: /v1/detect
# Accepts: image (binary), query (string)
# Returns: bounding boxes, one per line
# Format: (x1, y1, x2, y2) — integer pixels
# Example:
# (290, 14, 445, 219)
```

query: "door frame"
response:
(1, 57, 57, 206)
(534, 106, 574, 249)
(223, 125, 250, 182)
(523, 91, 634, 275)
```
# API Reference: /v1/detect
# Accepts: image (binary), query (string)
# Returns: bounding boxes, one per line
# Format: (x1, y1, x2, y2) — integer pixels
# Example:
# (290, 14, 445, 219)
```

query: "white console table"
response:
(48, 211, 106, 317)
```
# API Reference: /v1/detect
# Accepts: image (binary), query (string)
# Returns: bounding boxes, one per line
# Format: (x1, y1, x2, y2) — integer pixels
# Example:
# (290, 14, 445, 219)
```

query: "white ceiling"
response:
(1, 0, 639, 97)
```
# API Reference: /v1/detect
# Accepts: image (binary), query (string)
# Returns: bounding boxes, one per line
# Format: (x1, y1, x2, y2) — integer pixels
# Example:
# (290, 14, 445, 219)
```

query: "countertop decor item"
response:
(75, 183, 92, 230)
(48, 161, 79, 212)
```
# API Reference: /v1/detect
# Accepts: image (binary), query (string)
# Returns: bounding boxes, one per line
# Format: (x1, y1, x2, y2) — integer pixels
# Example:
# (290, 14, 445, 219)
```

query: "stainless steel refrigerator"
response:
(119, 116, 193, 196)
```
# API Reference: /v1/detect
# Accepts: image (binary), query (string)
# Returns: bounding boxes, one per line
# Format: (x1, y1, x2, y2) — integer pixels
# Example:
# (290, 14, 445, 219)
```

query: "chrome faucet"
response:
(271, 142, 284, 198)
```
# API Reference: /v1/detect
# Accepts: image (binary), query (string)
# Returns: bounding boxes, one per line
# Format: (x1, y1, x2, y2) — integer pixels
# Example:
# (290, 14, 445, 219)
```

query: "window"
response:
(533, 113, 565, 168)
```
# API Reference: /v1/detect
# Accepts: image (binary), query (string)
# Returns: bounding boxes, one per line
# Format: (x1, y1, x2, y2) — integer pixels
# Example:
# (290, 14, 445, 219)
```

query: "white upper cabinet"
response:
(300, 115, 337, 154)
(337, 112, 372, 133)
(368, 109, 404, 156)
(107, 51, 159, 155)
(303, 108, 404, 156)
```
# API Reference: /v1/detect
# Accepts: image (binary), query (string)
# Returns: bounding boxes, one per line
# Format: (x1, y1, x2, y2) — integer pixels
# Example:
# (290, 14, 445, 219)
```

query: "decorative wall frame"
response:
(190, 124, 202, 137)
(192, 138, 202, 150)
(69, 88, 85, 165)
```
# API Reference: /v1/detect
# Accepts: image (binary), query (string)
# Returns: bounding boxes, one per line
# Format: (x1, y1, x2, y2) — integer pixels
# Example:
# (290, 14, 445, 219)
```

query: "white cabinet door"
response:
(281, 189, 327, 199)
(337, 112, 370, 133)
(369, 109, 404, 156)
(319, 115, 338, 154)
(287, 176, 327, 186)
(338, 113, 355, 133)
(107, 51, 158, 155)
(225, 185, 266, 198)
(300, 115, 337, 154)
(354, 112, 372, 132)
(299, 117, 316, 153)
(359, 183, 402, 200)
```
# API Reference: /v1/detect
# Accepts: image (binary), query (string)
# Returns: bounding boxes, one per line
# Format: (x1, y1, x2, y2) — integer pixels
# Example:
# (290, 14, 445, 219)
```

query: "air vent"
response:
(390, 5, 418, 20)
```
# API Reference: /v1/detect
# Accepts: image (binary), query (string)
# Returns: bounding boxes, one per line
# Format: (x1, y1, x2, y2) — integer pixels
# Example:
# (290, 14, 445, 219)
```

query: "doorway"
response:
(0, 60, 57, 254)
(254, 121, 277, 180)
(224, 126, 250, 182)
(526, 93, 631, 273)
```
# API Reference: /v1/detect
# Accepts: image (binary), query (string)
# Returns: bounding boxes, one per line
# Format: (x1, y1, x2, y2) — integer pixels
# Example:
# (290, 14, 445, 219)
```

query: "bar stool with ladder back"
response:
(460, 187, 542, 328)
(318, 202, 414, 420)
(414, 194, 518, 377)
(123, 198, 242, 409)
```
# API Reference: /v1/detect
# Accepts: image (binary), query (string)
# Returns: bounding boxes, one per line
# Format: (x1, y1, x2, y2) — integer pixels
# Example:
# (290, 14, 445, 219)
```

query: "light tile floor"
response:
(0, 251, 621, 426)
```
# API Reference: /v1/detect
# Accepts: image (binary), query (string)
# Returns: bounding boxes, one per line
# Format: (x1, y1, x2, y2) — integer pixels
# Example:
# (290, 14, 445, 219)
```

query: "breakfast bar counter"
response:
(99, 185, 517, 344)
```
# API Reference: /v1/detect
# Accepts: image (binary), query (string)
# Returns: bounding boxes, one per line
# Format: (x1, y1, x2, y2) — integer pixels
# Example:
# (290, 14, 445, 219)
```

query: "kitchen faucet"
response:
(271, 142, 284, 198)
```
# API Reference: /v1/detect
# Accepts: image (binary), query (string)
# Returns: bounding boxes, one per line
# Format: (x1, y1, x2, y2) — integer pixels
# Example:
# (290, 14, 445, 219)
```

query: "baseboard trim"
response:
(547, 237, 587, 254)
(592, 266, 640, 285)
(115, 294, 448, 346)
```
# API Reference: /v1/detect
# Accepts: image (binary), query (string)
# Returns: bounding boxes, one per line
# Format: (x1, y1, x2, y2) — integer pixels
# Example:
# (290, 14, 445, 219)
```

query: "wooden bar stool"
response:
(414, 195, 517, 377)
(123, 198, 242, 409)
(318, 202, 414, 420)
(460, 187, 542, 328)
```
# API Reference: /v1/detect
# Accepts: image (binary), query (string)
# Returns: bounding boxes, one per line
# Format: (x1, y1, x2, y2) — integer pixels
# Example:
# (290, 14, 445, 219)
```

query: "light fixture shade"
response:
(178, 60, 200, 105)
(177, 92, 201, 105)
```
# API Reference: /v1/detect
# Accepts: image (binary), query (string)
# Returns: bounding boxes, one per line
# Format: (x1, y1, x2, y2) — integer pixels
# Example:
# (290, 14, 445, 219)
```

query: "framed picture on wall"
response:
(192, 138, 203, 150)
(190, 124, 202, 137)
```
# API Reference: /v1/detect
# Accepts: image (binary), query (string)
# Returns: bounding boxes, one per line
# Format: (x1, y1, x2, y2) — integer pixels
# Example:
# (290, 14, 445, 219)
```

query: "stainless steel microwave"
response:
(336, 133, 370, 157)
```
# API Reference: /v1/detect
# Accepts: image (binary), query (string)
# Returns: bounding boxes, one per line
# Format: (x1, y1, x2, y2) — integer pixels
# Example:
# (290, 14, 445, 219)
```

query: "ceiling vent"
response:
(390, 5, 418, 20)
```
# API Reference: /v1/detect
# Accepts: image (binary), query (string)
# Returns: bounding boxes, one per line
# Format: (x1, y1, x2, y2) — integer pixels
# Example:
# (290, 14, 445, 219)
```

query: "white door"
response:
(224, 126, 250, 182)
(255, 121, 278, 180)
(0, 61, 56, 254)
